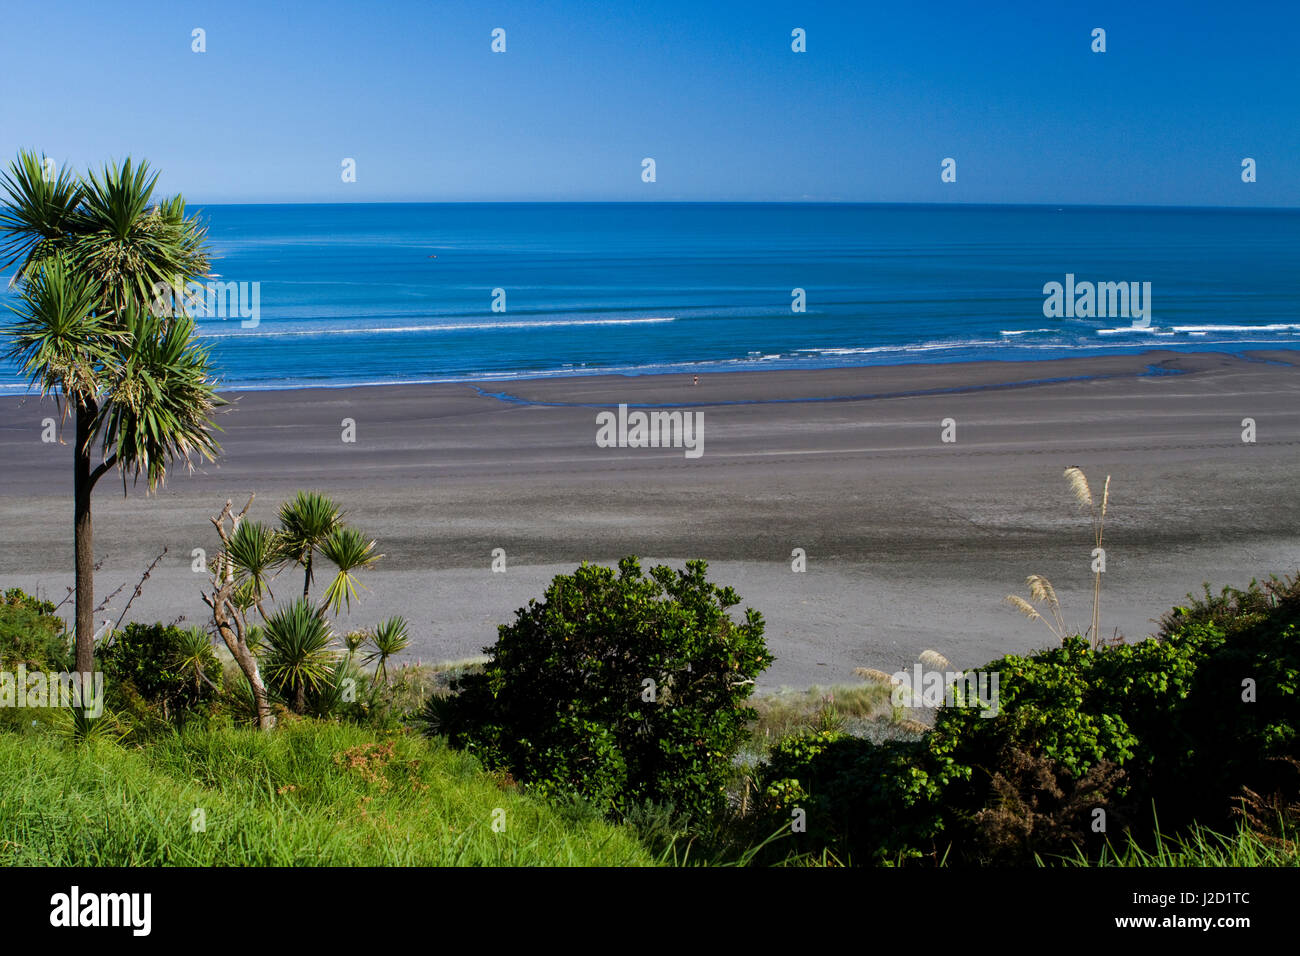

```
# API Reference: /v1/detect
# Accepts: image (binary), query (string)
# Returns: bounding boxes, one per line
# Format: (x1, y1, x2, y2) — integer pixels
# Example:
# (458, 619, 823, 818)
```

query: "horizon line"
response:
(180, 199, 1300, 212)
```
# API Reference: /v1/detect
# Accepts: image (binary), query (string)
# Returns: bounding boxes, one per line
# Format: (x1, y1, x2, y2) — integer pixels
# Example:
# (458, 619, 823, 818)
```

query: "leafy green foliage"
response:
(221, 518, 279, 610)
(429, 557, 773, 820)
(97, 305, 222, 489)
(98, 622, 219, 724)
(0, 588, 70, 670)
(206, 493, 390, 724)
(0, 151, 83, 274)
(54, 706, 132, 745)
(754, 573, 1300, 865)
(1145, 576, 1300, 824)
(1, 150, 221, 456)
(306, 656, 363, 720)
(760, 730, 956, 865)
(926, 636, 1140, 808)
(173, 626, 221, 697)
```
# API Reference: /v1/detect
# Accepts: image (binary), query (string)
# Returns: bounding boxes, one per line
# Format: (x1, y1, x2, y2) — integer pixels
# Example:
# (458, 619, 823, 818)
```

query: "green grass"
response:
(4, 710, 1288, 869)
(1050, 822, 1299, 867)
(0, 723, 656, 866)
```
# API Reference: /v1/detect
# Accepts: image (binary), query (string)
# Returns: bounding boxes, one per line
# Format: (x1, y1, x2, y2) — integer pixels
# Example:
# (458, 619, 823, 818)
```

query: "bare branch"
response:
(114, 546, 169, 632)
(93, 581, 126, 613)
(53, 585, 74, 612)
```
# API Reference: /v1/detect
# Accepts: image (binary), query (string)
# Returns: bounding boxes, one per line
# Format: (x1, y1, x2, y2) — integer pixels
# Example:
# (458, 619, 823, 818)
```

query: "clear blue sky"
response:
(1, 0, 1296, 205)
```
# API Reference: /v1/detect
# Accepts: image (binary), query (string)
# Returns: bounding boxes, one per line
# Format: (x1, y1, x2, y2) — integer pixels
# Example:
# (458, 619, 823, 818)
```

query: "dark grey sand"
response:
(2, 350, 1298, 689)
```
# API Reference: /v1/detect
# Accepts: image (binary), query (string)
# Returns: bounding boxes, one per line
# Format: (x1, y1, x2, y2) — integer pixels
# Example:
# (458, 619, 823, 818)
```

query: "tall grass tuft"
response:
(1006, 466, 1111, 648)
(1064, 465, 1110, 646)
(1052, 820, 1298, 867)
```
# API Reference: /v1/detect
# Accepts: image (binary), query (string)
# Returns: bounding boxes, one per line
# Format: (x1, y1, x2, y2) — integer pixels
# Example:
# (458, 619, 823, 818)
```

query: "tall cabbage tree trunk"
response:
(73, 398, 96, 675)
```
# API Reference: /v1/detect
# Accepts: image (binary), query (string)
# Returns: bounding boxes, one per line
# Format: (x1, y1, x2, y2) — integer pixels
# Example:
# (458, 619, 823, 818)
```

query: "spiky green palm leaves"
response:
(223, 520, 280, 617)
(244, 624, 266, 656)
(276, 491, 343, 599)
(174, 626, 220, 696)
(3, 154, 211, 317)
(7, 267, 223, 485)
(0, 152, 83, 276)
(4, 258, 116, 409)
(1, 150, 221, 673)
(216, 491, 383, 620)
(98, 305, 222, 490)
(364, 616, 410, 683)
(319, 527, 383, 614)
(262, 598, 340, 714)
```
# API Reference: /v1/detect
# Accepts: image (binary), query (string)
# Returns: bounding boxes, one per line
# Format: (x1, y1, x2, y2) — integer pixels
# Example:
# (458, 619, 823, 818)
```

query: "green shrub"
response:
(99, 622, 220, 724)
(0, 588, 70, 669)
(428, 557, 773, 820)
(1148, 576, 1300, 825)
(926, 636, 1140, 811)
(306, 655, 383, 723)
(753, 572, 1300, 865)
(0, 590, 72, 733)
(757, 729, 958, 865)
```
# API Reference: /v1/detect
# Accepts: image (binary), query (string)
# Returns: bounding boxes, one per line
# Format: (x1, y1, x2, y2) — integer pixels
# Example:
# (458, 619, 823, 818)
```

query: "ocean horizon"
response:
(3, 201, 1297, 393)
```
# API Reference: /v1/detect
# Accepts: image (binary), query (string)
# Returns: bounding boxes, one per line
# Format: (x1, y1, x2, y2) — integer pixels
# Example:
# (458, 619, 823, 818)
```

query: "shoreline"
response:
(5, 343, 1294, 399)
(2, 349, 1298, 690)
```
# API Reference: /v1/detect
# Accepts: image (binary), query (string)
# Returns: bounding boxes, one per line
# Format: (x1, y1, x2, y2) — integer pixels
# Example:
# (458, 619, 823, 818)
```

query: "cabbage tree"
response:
(1, 151, 221, 674)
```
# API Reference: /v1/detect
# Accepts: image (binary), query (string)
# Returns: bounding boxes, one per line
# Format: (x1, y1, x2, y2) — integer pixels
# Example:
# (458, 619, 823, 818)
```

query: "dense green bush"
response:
(759, 729, 955, 865)
(755, 573, 1300, 865)
(0, 589, 72, 733)
(960, 576, 1300, 833)
(99, 622, 220, 725)
(1148, 577, 1300, 825)
(427, 557, 773, 819)
(0, 588, 70, 669)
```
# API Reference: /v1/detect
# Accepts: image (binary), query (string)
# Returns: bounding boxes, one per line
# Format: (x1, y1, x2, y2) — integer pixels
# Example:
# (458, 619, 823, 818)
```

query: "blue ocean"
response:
(2, 203, 1297, 391)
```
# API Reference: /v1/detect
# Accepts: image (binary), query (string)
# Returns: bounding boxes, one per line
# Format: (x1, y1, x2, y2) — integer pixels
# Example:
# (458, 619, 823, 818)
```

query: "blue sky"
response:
(1, 0, 1296, 205)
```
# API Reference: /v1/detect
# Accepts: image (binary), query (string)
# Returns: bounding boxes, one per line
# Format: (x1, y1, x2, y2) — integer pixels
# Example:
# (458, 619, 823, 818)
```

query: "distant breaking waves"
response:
(4, 202, 1293, 392)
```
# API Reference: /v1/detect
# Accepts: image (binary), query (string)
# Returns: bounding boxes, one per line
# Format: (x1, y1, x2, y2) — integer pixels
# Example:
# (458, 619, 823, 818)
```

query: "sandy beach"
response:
(1, 349, 1297, 690)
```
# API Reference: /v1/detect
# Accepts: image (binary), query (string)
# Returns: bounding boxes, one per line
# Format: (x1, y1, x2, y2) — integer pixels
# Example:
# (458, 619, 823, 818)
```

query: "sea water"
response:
(2, 202, 1296, 391)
